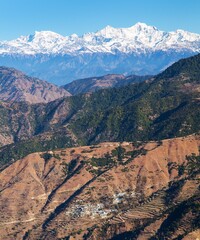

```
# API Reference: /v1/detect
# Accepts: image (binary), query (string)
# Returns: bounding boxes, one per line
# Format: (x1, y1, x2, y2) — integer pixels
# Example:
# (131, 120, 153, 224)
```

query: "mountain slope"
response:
(63, 74, 150, 95)
(157, 52, 200, 80)
(0, 23, 200, 84)
(0, 135, 199, 239)
(0, 66, 71, 103)
(0, 54, 199, 168)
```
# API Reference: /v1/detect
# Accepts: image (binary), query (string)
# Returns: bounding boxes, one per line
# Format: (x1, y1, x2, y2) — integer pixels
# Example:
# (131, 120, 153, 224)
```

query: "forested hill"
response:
(0, 54, 199, 167)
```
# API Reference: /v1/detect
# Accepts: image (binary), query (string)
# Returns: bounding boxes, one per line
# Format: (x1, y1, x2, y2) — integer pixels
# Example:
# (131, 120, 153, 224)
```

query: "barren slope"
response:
(0, 135, 199, 239)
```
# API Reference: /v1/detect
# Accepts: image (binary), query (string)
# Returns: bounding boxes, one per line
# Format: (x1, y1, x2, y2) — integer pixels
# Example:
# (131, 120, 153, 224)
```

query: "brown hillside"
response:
(0, 66, 71, 104)
(0, 134, 199, 239)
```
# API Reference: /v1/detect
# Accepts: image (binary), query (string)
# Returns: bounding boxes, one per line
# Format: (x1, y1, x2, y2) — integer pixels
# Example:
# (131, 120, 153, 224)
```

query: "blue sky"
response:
(0, 0, 200, 40)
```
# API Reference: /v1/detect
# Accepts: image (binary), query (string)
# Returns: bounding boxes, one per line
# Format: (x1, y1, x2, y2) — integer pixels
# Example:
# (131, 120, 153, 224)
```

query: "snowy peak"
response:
(94, 22, 159, 39)
(6, 31, 67, 54)
(10, 31, 65, 45)
(1, 22, 200, 55)
(27, 31, 65, 42)
(95, 25, 119, 38)
(173, 29, 200, 41)
(130, 22, 158, 31)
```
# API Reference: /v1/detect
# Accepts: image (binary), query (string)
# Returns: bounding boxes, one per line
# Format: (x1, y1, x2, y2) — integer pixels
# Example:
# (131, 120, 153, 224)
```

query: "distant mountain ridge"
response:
(0, 66, 71, 103)
(1, 22, 200, 55)
(63, 74, 151, 95)
(0, 22, 200, 84)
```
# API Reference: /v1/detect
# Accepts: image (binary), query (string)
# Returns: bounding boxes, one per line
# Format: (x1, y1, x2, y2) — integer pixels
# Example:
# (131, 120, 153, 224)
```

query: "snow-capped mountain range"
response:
(0, 22, 200, 84)
(1, 22, 200, 55)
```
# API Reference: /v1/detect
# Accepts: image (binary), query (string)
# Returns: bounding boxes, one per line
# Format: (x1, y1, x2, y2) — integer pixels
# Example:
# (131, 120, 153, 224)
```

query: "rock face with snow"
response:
(0, 22, 200, 85)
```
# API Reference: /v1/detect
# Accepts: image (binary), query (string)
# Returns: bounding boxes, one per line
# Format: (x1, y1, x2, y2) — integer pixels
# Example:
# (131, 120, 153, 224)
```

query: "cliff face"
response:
(0, 134, 199, 239)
